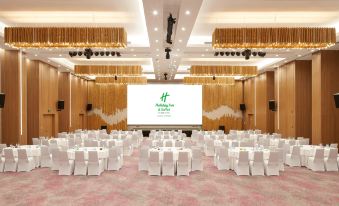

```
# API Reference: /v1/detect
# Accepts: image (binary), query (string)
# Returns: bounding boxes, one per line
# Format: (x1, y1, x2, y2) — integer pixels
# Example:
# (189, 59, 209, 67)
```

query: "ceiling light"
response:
(181, 27, 186, 31)
(176, 49, 180, 52)
(155, 40, 159, 43)
(298, 54, 302, 57)
(179, 39, 182, 43)
(130, 48, 134, 51)
(133, 54, 137, 57)
(275, 54, 279, 57)
(214, 52, 219, 56)
(34, 54, 37, 57)
(201, 54, 205, 57)
(156, 49, 159, 51)
(205, 49, 209, 52)
(47, 60, 50, 62)
(185, 10, 191, 15)
(152, 10, 158, 15)
(154, 27, 158, 31)
(156, 54, 159, 57)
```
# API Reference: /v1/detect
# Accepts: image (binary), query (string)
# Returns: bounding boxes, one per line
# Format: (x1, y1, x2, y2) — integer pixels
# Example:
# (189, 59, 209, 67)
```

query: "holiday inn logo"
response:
(160, 92, 170, 102)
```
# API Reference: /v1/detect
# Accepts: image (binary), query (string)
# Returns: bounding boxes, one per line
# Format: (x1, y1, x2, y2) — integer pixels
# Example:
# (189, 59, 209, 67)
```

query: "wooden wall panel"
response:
(1, 50, 27, 145)
(202, 82, 243, 132)
(312, 50, 339, 145)
(244, 78, 255, 130)
(0, 49, 3, 143)
(70, 75, 87, 131)
(58, 73, 70, 132)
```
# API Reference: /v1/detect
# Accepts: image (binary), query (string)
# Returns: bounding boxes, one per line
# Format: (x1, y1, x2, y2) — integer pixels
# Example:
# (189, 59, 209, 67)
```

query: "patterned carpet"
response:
(0, 148, 338, 206)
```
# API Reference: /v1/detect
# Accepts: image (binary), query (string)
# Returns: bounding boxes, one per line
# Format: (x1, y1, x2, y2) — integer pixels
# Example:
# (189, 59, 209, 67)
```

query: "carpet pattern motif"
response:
(0, 149, 338, 206)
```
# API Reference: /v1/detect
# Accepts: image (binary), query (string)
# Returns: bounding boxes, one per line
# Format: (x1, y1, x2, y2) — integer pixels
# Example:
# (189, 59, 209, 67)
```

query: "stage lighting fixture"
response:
(164, 73, 168, 80)
(116, 52, 121, 57)
(241, 51, 245, 56)
(214, 52, 219, 56)
(166, 13, 176, 44)
(244, 49, 251, 60)
(69, 51, 73, 57)
(105, 51, 110, 56)
(213, 76, 216, 80)
(111, 51, 115, 56)
(114, 75, 118, 80)
(252, 52, 257, 56)
(231, 52, 235, 56)
(94, 52, 99, 56)
(100, 51, 104, 56)
(220, 52, 224, 56)
(78, 51, 82, 56)
(165, 48, 171, 59)
(225, 52, 230, 56)
(236, 52, 240, 56)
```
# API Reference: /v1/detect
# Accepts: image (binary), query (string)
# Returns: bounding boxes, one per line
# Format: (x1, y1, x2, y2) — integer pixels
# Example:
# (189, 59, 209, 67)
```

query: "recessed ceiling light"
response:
(154, 27, 158, 31)
(275, 54, 279, 57)
(179, 39, 182, 43)
(152, 10, 158, 15)
(34, 54, 38, 57)
(130, 48, 134, 51)
(156, 49, 159, 51)
(59, 54, 62, 57)
(133, 54, 137, 57)
(298, 54, 302, 57)
(47, 60, 50, 62)
(155, 40, 159, 43)
(205, 49, 208, 52)
(176, 49, 180, 51)
(181, 27, 186, 31)
(156, 54, 159, 57)
(185, 10, 191, 15)
(201, 54, 205, 57)
(58, 65, 61, 67)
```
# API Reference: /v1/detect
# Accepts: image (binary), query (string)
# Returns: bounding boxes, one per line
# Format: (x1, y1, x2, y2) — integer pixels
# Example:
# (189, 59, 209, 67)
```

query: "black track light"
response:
(105, 51, 110, 56)
(165, 48, 171, 59)
(116, 52, 121, 57)
(241, 51, 245, 56)
(94, 51, 99, 56)
(78, 51, 82, 56)
(164, 73, 168, 80)
(114, 75, 117, 80)
(220, 52, 224, 56)
(225, 52, 230, 56)
(111, 51, 115, 56)
(214, 52, 219, 56)
(73, 51, 77, 56)
(213, 76, 216, 80)
(236, 52, 240, 56)
(69, 51, 73, 57)
(252, 52, 257, 56)
(100, 51, 104, 56)
(231, 52, 235, 56)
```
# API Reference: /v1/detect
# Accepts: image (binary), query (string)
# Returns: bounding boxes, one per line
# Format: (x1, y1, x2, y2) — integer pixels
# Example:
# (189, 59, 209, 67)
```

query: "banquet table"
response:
(148, 147, 192, 162)
(300, 145, 332, 166)
(227, 147, 271, 170)
(67, 147, 109, 160)
(2, 145, 41, 167)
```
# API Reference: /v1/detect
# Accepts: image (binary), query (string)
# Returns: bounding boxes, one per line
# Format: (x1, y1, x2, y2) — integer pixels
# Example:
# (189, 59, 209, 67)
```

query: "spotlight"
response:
(94, 52, 99, 56)
(220, 52, 224, 56)
(212, 76, 216, 80)
(236, 52, 240, 56)
(166, 13, 176, 44)
(111, 51, 115, 56)
(241, 51, 245, 56)
(116, 52, 121, 57)
(252, 52, 257, 56)
(258, 52, 266, 57)
(69, 51, 73, 57)
(72, 51, 77, 56)
(78, 51, 83, 56)
(164, 73, 168, 80)
(105, 51, 110, 56)
(231, 52, 235, 56)
(244, 49, 252, 60)
(214, 52, 219, 56)
(100, 51, 104, 56)
(114, 75, 118, 80)
(225, 52, 230, 56)
(165, 48, 171, 59)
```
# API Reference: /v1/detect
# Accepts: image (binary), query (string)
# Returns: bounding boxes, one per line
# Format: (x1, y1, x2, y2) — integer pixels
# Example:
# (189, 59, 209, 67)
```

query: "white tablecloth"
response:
(148, 147, 192, 162)
(67, 147, 109, 160)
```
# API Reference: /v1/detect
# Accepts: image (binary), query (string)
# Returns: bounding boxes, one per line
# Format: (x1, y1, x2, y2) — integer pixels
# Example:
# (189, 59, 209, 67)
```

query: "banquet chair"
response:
(0, 154, 4, 172)
(217, 147, 230, 170)
(108, 140, 116, 148)
(234, 151, 249, 176)
(264, 151, 280, 176)
(285, 146, 301, 167)
(330, 143, 338, 148)
(162, 151, 175, 176)
(50, 139, 57, 145)
(191, 146, 203, 171)
(177, 151, 190, 176)
(175, 141, 184, 148)
(74, 151, 87, 175)
(68, 138, 76, 149)
(41, 139, 49, 146)
(74, 136, 82, 146)
(58, 151, 74, 175)
(4, 148, 18, 172)
(123, 139, 133, 156)
(90, 141, 99, 147)
(87, 151, 104, 176)
(275, 148, 285, 171)
(324, 148, 339, 171)
(0, 144, 6, 155)
(183, 140, 192, 149)
(165, 140, 173, 147)
(307, 148, 325, 172)
(108, 147, 122, 171)
(84, 139, 92, 147)
(32, 138, 40, 145)
(222, 141, 230, 148)
(132, 134, 140, 148)
(231, 141, 239, 148)
(214, 146, 222, 166)
(40, 145, 52, 168)
(17, 149, 35, 172)
(249, 151, 264, 176)
(100, 140, 108, 148)
(204, 139, 215, 157)
(51, 148, 60, 171)
(138, 146, 149, 171)
(148, 151, 161, 176)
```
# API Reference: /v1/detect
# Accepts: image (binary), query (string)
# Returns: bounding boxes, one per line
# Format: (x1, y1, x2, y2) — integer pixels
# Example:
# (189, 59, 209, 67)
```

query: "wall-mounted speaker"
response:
(268, 100, 277, 111)
(240, 103, 246, 111)
(57, 100, 64, 111)
(0, 93, 5, 108)
(86, 103, 93, 111)
(218, 125, 225, 131)
(101, 125, 107, 130)
(334, 93, 339, 108)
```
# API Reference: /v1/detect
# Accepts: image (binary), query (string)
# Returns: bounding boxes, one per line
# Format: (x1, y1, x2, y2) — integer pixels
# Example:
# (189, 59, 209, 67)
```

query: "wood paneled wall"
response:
(202, 83, 243, 132)
(274, 61, 312, 139)
(27, 60, 59, 143)
(312, 50, 339, 145)
(58, 73, 71, 132)
(255, 72, 275, 133)
(87, 82, 127, 131)
(243, 78, 255, 130)
(1, 50, 27, 145)
(0, 49, 3, 143)
(70, 75, 88, 131)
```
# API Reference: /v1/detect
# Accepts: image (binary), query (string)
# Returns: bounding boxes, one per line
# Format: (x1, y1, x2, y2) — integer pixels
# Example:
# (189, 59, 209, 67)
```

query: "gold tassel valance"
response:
(74, 65, 142, 77)
(183, 77, 235, 85)
(4, 27, 127, 48)
(212, 27, 336, 49)
(190, 65, 257, 77)
(96, 77, 147, 85)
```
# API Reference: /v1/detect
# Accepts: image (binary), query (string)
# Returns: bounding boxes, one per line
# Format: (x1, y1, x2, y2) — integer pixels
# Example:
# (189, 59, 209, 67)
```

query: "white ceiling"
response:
(0, 0, 339, 80)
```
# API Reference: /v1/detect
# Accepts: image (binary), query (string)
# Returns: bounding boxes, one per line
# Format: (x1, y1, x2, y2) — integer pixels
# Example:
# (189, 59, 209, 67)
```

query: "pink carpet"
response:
(0, 149, 338, 206)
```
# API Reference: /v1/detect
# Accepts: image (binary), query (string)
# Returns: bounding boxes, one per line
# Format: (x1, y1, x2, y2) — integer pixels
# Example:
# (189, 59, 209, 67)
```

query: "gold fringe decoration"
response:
(96, 77, 147, 84)
(190, 65, 257, 77)
(4, 27, 127, 48)
(74, 65, 142, 77)
(212, 27, 336, 49)
(183, 77, 235, 85)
